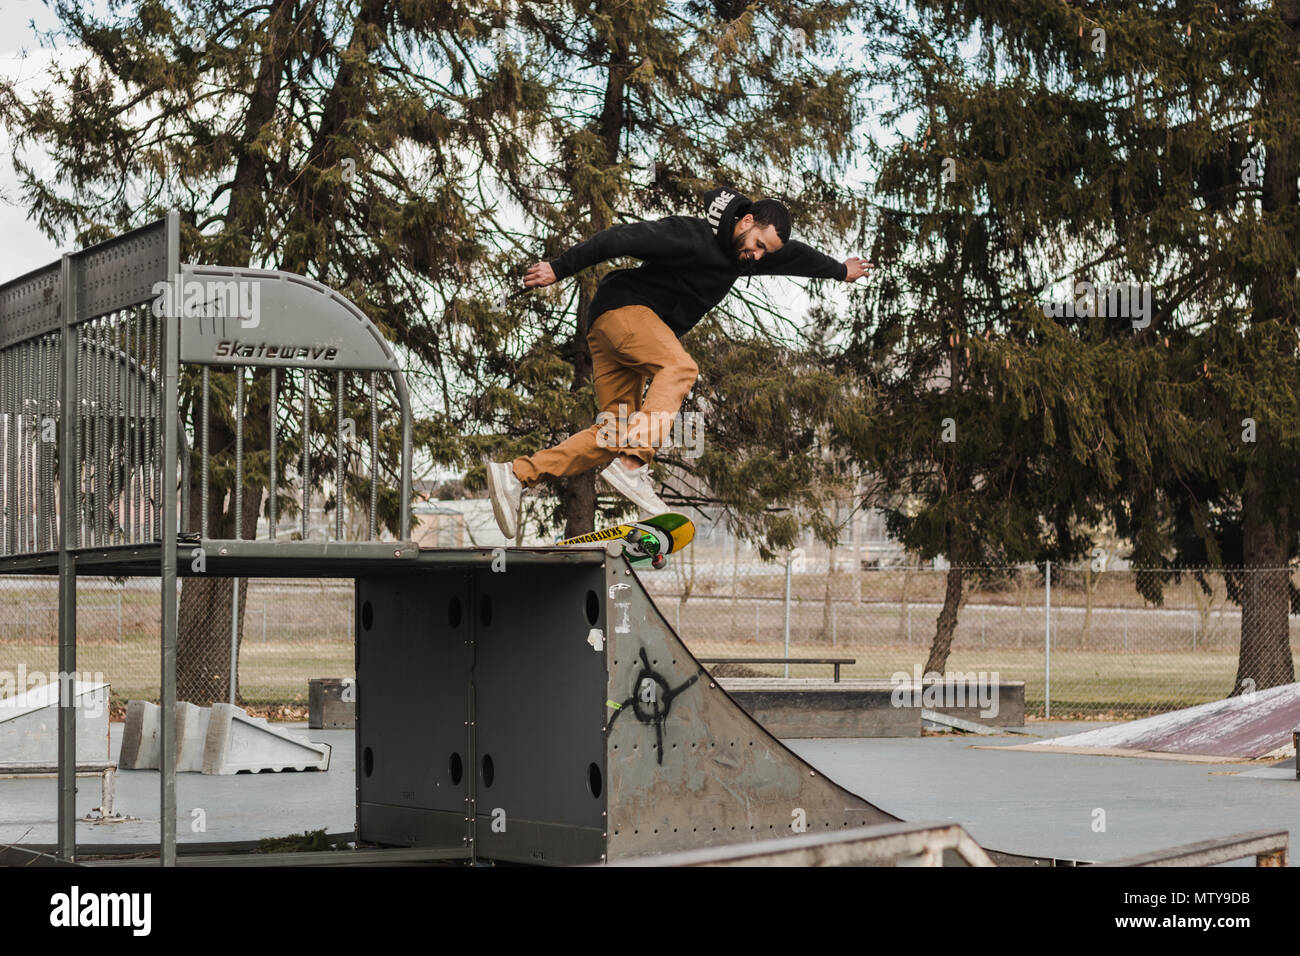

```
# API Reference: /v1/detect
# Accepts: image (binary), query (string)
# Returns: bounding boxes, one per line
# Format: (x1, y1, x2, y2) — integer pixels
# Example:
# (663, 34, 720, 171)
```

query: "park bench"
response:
(696, 657, 856, 682)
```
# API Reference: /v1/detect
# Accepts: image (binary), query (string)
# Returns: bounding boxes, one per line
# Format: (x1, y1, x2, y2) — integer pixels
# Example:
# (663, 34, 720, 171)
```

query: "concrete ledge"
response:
(716, 678, 1026, 738)
(886, 679, 1025, 727)
(717, 679, 919, 738)
(608, 821, 994, 867)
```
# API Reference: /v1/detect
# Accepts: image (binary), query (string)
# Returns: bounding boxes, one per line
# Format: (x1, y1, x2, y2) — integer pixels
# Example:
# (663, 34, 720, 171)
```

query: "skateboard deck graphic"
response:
(557, 512, 695, 569)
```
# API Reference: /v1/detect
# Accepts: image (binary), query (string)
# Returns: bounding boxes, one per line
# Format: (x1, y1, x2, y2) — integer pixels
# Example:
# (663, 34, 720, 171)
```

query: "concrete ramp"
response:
(121, 700, 329, 773)
(998, 682, 1300, 762)
(0, 681, 109, 763)
(355, 548, 899, 866)
(121, 700, 211, 771)
(175, 701, 211, 772)
(203, 704, 332, 774)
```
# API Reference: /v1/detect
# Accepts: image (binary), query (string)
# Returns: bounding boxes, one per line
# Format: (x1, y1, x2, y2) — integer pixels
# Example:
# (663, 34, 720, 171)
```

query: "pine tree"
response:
(848, 0, 1300, 687)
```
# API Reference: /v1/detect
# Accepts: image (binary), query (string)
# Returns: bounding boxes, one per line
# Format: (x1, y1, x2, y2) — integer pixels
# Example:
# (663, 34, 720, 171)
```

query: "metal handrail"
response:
(1094, 830, 1288, 867)
(607, 821, 994, 867)
(699, 657, 856, 682)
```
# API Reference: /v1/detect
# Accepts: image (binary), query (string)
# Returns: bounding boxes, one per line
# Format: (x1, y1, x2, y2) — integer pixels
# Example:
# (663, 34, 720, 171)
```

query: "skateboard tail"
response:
(634, 512, 695, 554)
(662, 518, 694, 552)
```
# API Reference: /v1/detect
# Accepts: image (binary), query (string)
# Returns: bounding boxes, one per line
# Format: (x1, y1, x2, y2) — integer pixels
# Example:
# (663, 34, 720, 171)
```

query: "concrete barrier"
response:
(202, 703, 331, 774)
(175, 702, 211, 772)
(118, 700, 160, 769)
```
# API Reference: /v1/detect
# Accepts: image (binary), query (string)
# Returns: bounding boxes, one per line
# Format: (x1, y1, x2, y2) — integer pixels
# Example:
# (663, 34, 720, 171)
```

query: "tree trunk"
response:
(822, 500, 838, 642)
(851, 502, 861, 604)
(730, 531, 740, 641)
(177, 0, 294, 704)
(561, 37, 629, 537)
(179, 0, 390, 701)
(177, 577, 251, 704)
(897, 556, 913, 643)
(223, 0, 294, 264)
(1235, 0, 1300, 694)
(177, 452, 263, 705)
(1081, 567, 1094, 650)
(1234, 492, 1294, 694)
(924, 566, 964, 675)
(561, 282, 598, 538)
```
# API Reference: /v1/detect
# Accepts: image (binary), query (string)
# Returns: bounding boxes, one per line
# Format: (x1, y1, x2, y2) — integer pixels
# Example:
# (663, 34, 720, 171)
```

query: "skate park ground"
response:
(1, 719, 1294, 864)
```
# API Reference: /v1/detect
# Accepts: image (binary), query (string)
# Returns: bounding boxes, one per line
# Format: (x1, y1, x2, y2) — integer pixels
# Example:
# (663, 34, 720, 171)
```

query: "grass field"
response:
(0, 635, 1252, 718)
(684, 641, 1245, 718)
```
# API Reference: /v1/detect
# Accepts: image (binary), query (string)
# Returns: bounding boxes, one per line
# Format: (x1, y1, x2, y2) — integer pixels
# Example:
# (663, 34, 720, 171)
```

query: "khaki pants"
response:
(513, 305, 698, 487)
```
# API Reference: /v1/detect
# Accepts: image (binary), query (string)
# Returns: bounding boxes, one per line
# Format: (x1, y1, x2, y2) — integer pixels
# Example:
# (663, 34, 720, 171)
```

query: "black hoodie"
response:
(547, 187, 848, 337)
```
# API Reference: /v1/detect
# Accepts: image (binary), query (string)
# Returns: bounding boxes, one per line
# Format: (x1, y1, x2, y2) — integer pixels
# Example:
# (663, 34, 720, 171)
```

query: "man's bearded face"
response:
(731, 218, 784, 265)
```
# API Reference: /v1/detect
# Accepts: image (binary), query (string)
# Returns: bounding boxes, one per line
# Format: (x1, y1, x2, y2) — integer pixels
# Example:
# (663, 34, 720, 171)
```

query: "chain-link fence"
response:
(0, 575, 353, 722)
(641, 550, 1300, 719)
(2, 560, 1296, 722)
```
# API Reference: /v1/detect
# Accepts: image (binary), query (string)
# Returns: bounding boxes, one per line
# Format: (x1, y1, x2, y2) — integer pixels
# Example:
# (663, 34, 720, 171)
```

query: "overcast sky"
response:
(1, 0, 67, 274)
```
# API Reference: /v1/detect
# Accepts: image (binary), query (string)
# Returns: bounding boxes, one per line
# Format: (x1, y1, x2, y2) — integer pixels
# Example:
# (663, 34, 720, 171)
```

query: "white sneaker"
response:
(600, 459, 668, 517)
(486, 461, 522, 539)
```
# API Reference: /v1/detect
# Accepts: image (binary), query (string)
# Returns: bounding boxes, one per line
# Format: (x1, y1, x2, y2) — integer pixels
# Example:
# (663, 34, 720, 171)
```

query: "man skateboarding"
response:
(486, 186, 870, 538)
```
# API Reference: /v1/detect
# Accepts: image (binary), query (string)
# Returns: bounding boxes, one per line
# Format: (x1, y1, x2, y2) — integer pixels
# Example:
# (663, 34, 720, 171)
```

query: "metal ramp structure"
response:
(355, 546, 901, 865)
(0, 213, 416, 863)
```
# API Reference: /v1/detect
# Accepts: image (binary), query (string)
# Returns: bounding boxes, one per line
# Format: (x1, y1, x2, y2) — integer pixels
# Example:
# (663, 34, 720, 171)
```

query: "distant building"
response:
(411, 503, 466, 548)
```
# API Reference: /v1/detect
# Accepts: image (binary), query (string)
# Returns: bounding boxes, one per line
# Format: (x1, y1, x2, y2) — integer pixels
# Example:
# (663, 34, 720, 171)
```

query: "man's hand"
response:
(843, 257, 873, 282)
(523, 261, 557, 288)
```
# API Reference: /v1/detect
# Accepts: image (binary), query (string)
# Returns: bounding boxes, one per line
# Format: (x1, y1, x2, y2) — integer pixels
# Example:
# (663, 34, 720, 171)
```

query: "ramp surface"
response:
(356, 549, 909, 864)
(0, 681, 109, 763)
(603, 556, 898, 858)
(998, 682, 1300, 761)
(204, 703, 332, 774)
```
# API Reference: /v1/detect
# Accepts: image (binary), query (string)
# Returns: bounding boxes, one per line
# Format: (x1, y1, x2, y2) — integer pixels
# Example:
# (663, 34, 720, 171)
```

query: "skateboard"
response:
(556, 512, 695, 569)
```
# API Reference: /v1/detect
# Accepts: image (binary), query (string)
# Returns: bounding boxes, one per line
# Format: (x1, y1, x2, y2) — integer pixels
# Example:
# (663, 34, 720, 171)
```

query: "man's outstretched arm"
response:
(524, 217, 697, 288)
(753, 239, 871, 282)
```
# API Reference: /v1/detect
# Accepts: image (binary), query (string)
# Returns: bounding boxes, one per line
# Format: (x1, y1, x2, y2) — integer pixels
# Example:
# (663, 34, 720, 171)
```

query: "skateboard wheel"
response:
(651, 553, 667, 569)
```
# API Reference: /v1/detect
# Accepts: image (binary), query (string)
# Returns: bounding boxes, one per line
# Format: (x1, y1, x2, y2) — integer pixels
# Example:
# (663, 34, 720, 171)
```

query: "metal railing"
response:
(609, 821, 995, 867)
(1096, 830, 1288, 867)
